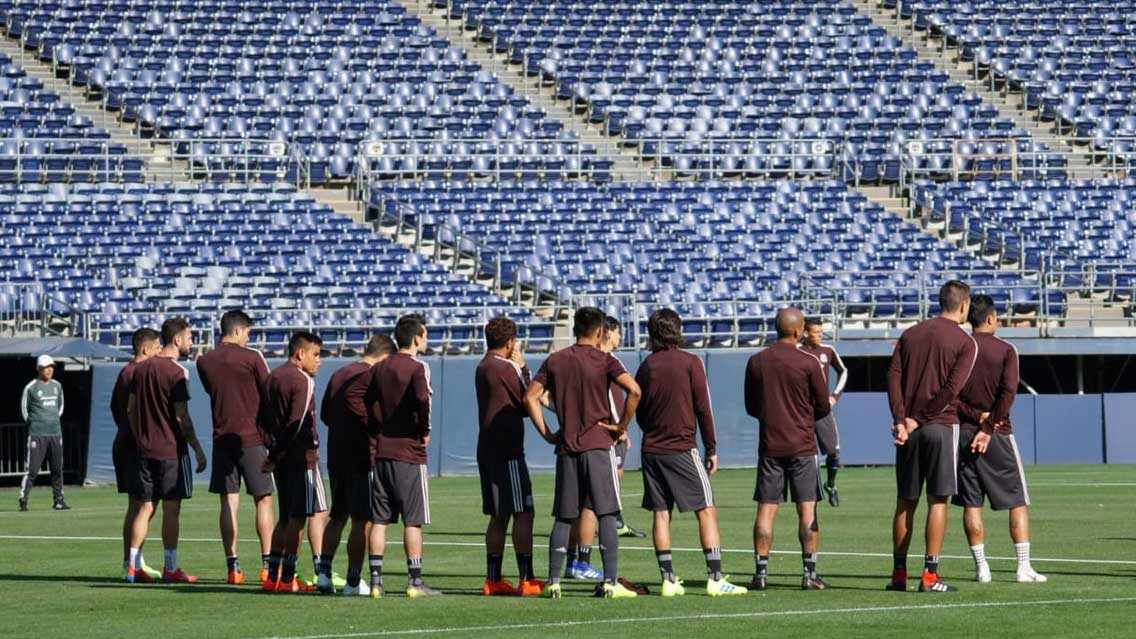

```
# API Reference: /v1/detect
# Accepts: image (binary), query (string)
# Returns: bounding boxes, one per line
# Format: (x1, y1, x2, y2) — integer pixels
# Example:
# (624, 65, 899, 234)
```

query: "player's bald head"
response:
(775, 307, 805, 338)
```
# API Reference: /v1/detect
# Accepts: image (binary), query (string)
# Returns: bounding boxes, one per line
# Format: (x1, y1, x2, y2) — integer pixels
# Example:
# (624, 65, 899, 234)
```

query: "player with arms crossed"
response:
(955, 295, 1046, 584)
(801, 317, 848, 506)
(523, 307, 642, 599)
(636, 309, 746, 597)
(745, 307, 832, 591)
(475, 317, 545, 596)
(886, 280, 977, 593)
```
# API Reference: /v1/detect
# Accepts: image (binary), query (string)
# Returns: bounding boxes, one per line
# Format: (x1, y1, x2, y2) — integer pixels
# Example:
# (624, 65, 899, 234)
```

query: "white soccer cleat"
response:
(316, 573, 335, 594)
(975, 563, 992, 583)
(343, 581, 371, 596)
(1016, 567, 1047, 583)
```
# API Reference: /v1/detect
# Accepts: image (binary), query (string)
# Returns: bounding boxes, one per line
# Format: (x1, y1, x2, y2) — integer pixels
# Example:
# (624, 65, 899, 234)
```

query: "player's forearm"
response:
(177, 416, 204, 452)
(618, 391, 640, 430)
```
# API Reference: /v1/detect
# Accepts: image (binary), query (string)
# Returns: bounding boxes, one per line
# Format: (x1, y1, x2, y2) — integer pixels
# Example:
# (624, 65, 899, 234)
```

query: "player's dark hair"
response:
(394, 314, 427, 349)
(573, 306, 605, 338)
(968, 294, 997, 327)
(131, 327, 159, 355)
(804, 317, 824, 330)
(364, 334, 396, 357)
(603, 315, 621, 334)
(288, 331, 322, 356)
(647, 308, 683, 351)
(160, 317, 190, 346)
(220, 309, 252, 337)
(939, 280, 971, 312)
(485, 316, 517, 350)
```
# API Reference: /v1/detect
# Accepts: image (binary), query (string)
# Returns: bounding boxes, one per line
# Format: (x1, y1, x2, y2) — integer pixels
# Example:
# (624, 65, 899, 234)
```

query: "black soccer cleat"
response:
(885, 570, 908, 592)
(616, 524, 647, 538)
(918, 578, 958, 593)
(18, 499, 27, 512)
(53, 500, 70, 511)
(825, 484, 840, 508)
(802, 573, 830, 590)
(749, 575, 767, 591)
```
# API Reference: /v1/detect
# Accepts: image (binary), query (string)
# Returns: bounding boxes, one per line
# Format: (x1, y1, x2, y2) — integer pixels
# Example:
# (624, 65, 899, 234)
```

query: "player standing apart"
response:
(475, 317, 545, 596)
(196, 310, 274, 584)
(886, 280, 977, 593)
(636, 309, 746, 596)
(801, 317, 847, 507)
(523, 307, 642, 599)
(110, 328, 161, 581)
(745, 308, 832, 591)
(125, 318, 208, 583)
(955, 295, 1046, 584)
(260, 332, 325, 594)
(320, 334, 395, 596)
(364, 315, 441, 598)
(17, 354, 68, 511)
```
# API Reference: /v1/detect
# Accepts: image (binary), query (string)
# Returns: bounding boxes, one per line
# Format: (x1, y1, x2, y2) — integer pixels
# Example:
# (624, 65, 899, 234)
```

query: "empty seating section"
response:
(446, 0, 1060, 181)
(0, 182, 545, 351)
(0, 0, 611, 184)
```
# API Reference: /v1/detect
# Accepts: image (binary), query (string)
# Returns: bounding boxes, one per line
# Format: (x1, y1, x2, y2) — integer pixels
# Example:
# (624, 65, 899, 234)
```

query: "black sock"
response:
(516, 552, 534, 580)
(803, 552, 817, 576)
(318, 553, 334, 577)
(486, 553, 503, 581)
(281, 553, 297, 583)
(598, 514, 619, 585)
(704, 547, 722, 580)
(893, 553, 907, 572)
(548, 518, 572, 585)
(756, 554, 769, 577)
(566, 546, 578, 564)
(577, 544, 592, 566)
(267, 551, 282, 580)
(369, 554, 384, 587)
(347, 566, 361, 587)
(226, 555, 240, 572)
(312, 554, 320, 577)
(924, 554, 940, 575)
(261, 553, 271, 569)
(826, 461, 839, 487)
(407, 557, 423, 585)
(656, 549, 675, 582)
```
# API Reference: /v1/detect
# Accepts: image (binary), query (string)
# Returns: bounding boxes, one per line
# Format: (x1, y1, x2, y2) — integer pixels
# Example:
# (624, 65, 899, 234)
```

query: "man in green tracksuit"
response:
(18, 355, 68, 511)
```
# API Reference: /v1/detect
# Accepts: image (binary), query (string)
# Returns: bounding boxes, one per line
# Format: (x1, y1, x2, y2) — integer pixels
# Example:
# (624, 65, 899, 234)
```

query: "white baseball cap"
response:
(36, 354, 56, 369)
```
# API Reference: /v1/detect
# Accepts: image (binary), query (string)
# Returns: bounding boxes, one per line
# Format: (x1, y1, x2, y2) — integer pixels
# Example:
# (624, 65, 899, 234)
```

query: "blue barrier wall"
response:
(86, 350, 1133, 483)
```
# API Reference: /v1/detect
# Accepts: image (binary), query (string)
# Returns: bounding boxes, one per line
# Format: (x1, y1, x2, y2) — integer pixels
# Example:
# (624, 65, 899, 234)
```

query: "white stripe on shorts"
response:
(420, 464, 431, 525)
(182, 453, 192, 498)
(508, 460, 522, 512)
(608, 447, 622, 511)
(690, 449, 714, 506)
(951, 424, 960, 494)
(1008, 434, 1031, 506)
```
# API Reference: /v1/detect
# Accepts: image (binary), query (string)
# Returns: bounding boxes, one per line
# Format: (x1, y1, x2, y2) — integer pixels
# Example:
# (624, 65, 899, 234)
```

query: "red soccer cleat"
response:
(517, 578, 546, 596)
(885, 569, 908, 591)
(161, 568, 198, 583)
(227, 569, 245, 585)
(482, 578, 519, 596)
(276, 579, 318, 593)
(134, 569, 157, 584)
(262, 578, 278, 592)
(259, 566, 270, 583)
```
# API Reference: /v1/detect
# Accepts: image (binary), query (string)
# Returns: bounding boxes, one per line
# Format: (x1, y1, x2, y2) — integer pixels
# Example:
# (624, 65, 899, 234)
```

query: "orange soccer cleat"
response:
(227, 569, 246, 585)
(259, 566, 270, 583)
(517, 578, 546, 596)
(161, 568, 198, 584)
(481, 578, 519, 596)
(276, 579, 319, 593)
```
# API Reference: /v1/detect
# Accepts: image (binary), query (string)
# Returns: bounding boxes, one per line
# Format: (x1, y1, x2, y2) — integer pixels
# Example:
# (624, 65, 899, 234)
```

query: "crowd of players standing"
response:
(96, 279, 1044, 598)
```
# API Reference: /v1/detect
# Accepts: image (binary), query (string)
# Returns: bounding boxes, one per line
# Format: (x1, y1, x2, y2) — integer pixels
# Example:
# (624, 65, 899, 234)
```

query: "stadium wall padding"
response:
(86, 352, 1129, 483)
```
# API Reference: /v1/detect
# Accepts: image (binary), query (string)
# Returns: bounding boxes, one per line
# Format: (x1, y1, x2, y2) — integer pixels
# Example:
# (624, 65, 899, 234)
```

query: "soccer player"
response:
(523, 306, 642, 599)
(17, 354, 68, 511)
(261, 331, 325, 594)
(801, 317, 848, 507)
(637, 309, 746, 596)
(196, 309, 274, 584)
(364, 315, 441, 598)
(475, 317, 544, 596)
(955, 295, 1046, 584)
(111, 327, 162, 581)
(886, 280, 977, 593)
(320, 334, 396, 596)
(125, 317, 208, 584)
(745, 307, 831, 591)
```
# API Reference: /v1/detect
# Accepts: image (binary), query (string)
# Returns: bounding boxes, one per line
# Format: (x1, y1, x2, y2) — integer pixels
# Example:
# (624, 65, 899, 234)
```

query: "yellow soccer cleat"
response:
(707, 576, 748, 596)
(602, 581, 639, 598)
(661, 577, 686, 597)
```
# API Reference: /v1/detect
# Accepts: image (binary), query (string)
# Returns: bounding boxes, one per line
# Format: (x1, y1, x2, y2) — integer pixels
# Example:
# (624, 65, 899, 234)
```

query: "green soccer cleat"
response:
(140, 562, 162, 580)
(661, 577, 685, 597)
(543, 583, 562, 599)
(406, 582, 443, 598)
(616, 524, 647, 538)
(707, 576, 748, 596)
(302, 571, 347, 589)
(602, 581, 639, 598)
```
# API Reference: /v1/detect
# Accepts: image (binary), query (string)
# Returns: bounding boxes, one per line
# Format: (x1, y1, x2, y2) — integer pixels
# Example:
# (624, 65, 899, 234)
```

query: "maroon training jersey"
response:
(475, 353, 531, 463)
(131, 355, 191, 460)
(887, 316, 978, 426)
(196, 341, 271, 447)
(263, 362, 319, 468)
(111, 360, 141, 441)
(801, 342, 848, 399)
(957, 332, 1019, 433)
(744, 342, 830, 457)
(635, 348, 717, 456)
(320, 360, 373, 473)
(533, 343, 627, 454)
(366, 352, 431, 465)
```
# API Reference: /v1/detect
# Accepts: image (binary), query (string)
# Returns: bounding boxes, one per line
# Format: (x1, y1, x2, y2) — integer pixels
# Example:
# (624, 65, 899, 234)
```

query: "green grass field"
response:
(1, 465, 1134, 638)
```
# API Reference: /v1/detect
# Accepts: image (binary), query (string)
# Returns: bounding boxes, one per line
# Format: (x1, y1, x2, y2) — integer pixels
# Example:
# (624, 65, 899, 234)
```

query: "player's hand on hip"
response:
(979, 411, 991, 425)
(706, 454, 718, 475)
(971, 431, 991, 454)
(598, 421, 624, 434)
(543, 429, 561, 445)
(829, 396, 837, 408)
(261, 459, 275, 473)
(618, 430, 630, 446)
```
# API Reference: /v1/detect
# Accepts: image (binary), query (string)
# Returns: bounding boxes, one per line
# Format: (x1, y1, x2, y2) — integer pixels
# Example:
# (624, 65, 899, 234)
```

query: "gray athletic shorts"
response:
(613, 440, 628, 470)
(754, 455, 822, 504)
(814, 413, 840, 457)
(133, 454, 193, 502)
(896, 423, 959, 499)
(371, 459, 431, 526)
(274, 464, 326, 519)
(209, 441, 275, 496)
(552, 448, 622, 518)
(641, 449, 714, 512)
(330, 466, 372, 522)
(479, 458, 534, 516)
(952, 430, 1031, 511)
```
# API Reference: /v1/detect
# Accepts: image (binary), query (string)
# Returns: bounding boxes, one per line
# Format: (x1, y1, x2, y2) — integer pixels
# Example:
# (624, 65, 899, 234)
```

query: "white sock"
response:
(135, 551, 145, 570)
(164, 548, 178, 572)
(1014, 542, 1031, 569)
(128, 547, 140, 571)
(970, 544, 987, 567)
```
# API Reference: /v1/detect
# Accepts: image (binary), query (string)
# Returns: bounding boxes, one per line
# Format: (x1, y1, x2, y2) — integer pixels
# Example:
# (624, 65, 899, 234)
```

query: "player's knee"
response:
(826, 453, 840, 469)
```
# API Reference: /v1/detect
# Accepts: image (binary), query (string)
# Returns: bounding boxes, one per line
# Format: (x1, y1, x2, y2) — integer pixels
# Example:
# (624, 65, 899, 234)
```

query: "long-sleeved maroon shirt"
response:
(887, 316, 978, 426)
(262, 362, 319, 468)
(744, 342, 830, 457)
(366, 352, 431, 465)
(533, 343, 627, 454)
(957, 332, 1019, 433)
(635, 348, 717, 456)
(320, 360, 374, 473)
(801, 342, 848, 399)
(197, 342, 271, 447)
(475, 353, 531, 463)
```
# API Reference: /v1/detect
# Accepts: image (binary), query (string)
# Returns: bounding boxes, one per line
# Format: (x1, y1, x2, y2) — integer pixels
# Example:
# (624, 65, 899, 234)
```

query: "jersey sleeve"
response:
(413, 362, 432, 435)
(533, 358, 550, 387)
(989, 344, 1020, 431)
(829, 347, 848, 398)
(808, 358, 832, 420)
(743, 355, 762, 419)
(171, 369, 190, 404)
(691, 357, 717, 456)
(886, 338, 906, 422)
(605, 352, 628, 382)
